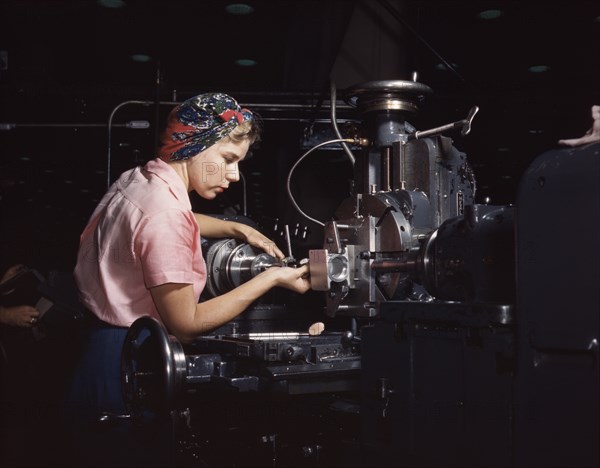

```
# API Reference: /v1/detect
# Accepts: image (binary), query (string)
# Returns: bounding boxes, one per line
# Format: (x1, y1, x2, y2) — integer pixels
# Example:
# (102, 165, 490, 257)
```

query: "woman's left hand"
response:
(242, 227, 285, 260)
(194, 214, 285, 259)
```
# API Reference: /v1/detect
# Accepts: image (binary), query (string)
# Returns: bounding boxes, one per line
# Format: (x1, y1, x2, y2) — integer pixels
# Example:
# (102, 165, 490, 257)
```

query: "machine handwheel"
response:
(121, 315, 186, 415)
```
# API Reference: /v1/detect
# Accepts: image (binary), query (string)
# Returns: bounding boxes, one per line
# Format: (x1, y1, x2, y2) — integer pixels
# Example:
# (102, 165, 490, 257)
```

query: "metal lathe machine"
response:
(119, 80, 599, 468)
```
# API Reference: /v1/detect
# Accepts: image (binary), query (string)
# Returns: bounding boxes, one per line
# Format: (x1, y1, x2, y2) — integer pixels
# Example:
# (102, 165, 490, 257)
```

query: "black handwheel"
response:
(121, 315, 186, 415)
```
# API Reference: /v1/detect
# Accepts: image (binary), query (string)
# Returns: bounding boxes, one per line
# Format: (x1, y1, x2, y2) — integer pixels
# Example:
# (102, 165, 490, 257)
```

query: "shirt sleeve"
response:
(135, 209, 200, 289)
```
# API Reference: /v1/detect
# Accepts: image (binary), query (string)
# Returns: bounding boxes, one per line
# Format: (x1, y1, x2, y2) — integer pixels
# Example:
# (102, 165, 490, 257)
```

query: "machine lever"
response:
(461, 105, 480, 135)
(278, 224, 300, 267)
(284, 224, 293, 259)
(408, 105, 479, 140)
(342, 330, 362, 347)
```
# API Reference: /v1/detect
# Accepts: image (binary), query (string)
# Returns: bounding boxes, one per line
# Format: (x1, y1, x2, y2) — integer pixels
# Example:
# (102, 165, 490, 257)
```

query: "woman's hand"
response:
(241, 226, 285, 260)
(266, 264, 311, 294)
(0, 305, 40, 327)
(193, 214, 284, 259)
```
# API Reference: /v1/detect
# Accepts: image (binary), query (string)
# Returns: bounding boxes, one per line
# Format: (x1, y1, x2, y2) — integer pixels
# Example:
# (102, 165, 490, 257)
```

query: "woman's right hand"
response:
(268, 264, 311, 294)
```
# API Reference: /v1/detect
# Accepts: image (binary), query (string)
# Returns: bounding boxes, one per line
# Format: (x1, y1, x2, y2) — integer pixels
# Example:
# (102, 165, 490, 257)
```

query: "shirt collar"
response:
(144, 158, 191, 210)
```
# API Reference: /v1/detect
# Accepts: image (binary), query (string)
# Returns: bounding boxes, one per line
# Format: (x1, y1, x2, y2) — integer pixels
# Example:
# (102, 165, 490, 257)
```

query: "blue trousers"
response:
(65, 320, 128, 418)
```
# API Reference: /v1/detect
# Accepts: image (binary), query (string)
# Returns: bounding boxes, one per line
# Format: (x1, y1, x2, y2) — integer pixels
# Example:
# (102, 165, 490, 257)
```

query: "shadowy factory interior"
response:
(0, 1, 599, 467)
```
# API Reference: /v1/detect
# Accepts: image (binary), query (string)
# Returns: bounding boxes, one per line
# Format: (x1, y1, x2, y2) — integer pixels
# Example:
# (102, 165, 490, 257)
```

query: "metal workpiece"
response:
(308, 249, 349, 292)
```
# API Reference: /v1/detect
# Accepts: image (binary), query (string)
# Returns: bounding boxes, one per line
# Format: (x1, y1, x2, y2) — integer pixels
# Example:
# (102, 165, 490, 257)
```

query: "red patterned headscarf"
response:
(158, 93, 254, 162)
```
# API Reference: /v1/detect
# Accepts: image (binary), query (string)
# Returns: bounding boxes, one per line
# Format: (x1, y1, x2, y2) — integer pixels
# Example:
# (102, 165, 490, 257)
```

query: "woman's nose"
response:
(225, 163, 239, 182)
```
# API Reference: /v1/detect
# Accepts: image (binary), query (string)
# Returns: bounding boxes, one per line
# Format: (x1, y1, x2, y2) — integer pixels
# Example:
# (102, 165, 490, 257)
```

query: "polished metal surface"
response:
(345, 80, 433, 114)
(204, 239, 279, 297)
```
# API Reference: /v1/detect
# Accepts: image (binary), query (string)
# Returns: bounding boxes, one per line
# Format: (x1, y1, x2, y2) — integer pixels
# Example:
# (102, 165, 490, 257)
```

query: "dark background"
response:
(1, 0, 599, 276)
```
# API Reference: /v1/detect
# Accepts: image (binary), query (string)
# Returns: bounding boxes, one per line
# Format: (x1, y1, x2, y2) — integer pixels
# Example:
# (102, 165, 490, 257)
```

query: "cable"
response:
(286, 138, 356, 227)
(107, 100, 151, 189)
(106, 100, 178, 189)
(330, 81, 356, 166)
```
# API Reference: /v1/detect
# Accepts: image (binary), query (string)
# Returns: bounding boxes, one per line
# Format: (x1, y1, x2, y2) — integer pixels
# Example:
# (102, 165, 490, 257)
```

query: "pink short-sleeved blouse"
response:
(74, 158, 206, 327)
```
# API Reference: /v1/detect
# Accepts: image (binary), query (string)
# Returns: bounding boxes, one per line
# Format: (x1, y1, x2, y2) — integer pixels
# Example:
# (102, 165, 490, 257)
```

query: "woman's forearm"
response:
(150, 265, 309, 343)
(193, 213, 249, 239)
(151, 268, 279, 343)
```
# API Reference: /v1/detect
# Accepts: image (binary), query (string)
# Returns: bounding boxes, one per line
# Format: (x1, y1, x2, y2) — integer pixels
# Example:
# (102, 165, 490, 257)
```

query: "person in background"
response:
(0, 264, 40, 327)
(0, 264, 42, 467)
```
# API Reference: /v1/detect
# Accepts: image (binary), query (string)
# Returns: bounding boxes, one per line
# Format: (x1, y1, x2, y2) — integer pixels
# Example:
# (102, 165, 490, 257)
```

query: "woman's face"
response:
(186, 138, 250, 199)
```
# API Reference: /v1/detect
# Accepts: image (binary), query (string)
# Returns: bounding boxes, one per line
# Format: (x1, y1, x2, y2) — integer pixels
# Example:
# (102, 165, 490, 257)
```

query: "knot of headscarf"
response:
(158, 93, 253, 162)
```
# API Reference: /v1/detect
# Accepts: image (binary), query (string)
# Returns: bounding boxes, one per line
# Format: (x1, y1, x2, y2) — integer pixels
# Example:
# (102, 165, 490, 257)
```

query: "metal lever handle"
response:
(280, 224, 298, 266)
(408, 105, 479, 140)
(461, 105, 479, 136)
(284, 224, 293, 258)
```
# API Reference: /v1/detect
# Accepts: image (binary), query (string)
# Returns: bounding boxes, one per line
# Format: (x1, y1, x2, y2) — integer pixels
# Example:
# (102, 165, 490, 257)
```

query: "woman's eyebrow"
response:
(223, 151, 244, 161)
